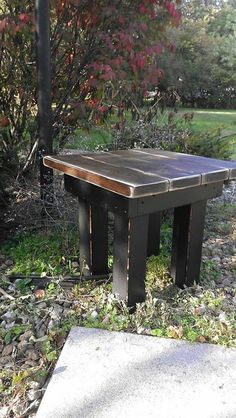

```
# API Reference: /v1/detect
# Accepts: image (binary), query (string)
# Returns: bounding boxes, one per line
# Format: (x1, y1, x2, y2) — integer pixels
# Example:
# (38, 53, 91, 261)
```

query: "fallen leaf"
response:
(35, 289, 45, 299)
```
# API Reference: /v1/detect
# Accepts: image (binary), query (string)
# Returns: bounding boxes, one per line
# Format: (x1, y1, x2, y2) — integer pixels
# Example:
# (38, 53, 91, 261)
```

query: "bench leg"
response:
(78, 199, 108, 276)
(78, 199, 91, 275)
(147, 212, 161, 257)
(185, 201, 207, 286)
(170, 201, 207, 288)
(113, 213, 148, 308)
(91, 205, 108, 275)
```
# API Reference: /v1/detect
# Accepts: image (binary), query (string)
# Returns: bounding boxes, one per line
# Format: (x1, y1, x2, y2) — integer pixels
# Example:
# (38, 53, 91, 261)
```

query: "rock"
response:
(12, 403, 26, 416)
(0, 264, 7, 271)
(222, 278, 231, 287)
(0, 407, 9, 418)
(5, 259, 13, 267)
(26, 349, 39, 361)
(36, 302, 47, 309)
(194, 305, 206, 316)
(2, 344, 14, 357)
(91, 310, 98, 319)
(17, 340, 29, 355)
(71, 261, 79, 268)
(19, 330, 34, 341)
(2, 311, 16, 322)
(219, 312, 228, 324)
(5, 322, 15, 330)
(27, 388, 41, 401)
(29, 380, 41, 390)
(48, 319, 60, 330)
(0, 355, 13, 366)
(36, 326, 47, 339)
(0, 254, 5, 262)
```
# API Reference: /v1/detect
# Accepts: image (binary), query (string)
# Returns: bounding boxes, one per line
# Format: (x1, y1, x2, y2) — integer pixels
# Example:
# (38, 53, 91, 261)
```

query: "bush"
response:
(109, 119, 191, 153)
(188, 129, 236, 160)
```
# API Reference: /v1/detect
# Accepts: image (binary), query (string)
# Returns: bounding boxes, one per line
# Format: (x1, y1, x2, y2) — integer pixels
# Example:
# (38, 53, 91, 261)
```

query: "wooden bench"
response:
(44, 149, 236, 308)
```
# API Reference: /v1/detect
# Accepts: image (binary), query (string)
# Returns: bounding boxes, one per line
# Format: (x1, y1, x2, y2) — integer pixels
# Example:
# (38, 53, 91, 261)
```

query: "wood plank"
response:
(147, 212, 161, 257)
(78, 198, 91, 276)
(128, 215, 149, 308)
(112, 213, 129, 300)
(44, 155, 168, 198)
(81, 152, 201, 190)
(171, 205, 191, 287)
(110, 149, 228, 183)
(133, 149, 236, 179)
(90, 205, 108, 275)
(185, 201, 207, 286)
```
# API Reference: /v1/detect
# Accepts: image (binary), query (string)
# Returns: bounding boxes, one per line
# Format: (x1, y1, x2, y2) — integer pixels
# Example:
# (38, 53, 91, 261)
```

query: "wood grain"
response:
(43, 149, 236, 197)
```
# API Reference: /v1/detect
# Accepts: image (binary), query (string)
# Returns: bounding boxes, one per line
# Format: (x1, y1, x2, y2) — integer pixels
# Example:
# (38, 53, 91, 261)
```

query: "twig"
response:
(0, 286, 15, 300)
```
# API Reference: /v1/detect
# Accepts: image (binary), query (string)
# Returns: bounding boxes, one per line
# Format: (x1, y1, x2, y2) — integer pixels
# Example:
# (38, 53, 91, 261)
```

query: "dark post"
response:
(35, 0, 53, 205)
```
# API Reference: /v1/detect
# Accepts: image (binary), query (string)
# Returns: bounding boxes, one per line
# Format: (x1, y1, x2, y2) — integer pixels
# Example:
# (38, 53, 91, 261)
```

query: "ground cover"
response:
(0, 181, 235, 416)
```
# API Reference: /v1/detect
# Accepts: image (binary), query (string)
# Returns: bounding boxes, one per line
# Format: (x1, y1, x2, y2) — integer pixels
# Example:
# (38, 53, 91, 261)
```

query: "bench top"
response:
(44, 149, 236, 198)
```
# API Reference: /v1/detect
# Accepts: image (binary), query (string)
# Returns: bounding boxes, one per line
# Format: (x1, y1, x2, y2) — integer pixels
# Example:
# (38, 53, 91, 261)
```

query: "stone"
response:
(2, 344, 14, 357)
(2, 311, 16, 322)
(17, 340, 29, 355)
(36, 327, 236, 418)
(5, 259, 13, 267)
(0, 407, 9, 418)
(19, 330, 34, 341)
(0, 264, 7, 271)
(26, 349, 39, 361)
(27, 388, 41, 402)
(91, 310, 98, 319)
(0, 356, 13, 366)
(36, 326, 47, 339)
(37, 302, 47, 309)
(222, 278, 231, 287)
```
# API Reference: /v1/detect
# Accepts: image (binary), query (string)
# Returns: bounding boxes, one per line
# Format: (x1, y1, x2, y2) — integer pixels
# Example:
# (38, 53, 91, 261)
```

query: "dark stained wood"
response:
(44, 150, 235, 198)
(185, 200, 207, 286)
(147, 212, 161, 257)
(78, 198, 91, 276)
(80, 152, 201, 190)
(112, 212, 148, 308)
(170, 205, 191, 287)
(44, 155, 168, 198)
(132, 149, 236, 180)
(112, 213, 129, 300)
(128, 215, 149, 308)
(90, 205, 108, 275)
(137, 182, 223, 216)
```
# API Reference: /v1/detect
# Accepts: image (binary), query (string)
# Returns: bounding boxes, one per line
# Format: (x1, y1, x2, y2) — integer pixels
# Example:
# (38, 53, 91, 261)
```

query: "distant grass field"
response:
(65, 108, 236, 159)
(179, 108, 236, 135)
(182, 109, 236, 159)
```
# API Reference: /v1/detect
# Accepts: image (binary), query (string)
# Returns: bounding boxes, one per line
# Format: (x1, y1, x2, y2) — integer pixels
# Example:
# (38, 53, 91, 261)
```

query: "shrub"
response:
(109, 119, 191, 153)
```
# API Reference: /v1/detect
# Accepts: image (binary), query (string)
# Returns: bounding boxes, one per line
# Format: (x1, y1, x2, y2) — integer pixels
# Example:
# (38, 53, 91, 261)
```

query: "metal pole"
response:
(35, 0, 53, 205)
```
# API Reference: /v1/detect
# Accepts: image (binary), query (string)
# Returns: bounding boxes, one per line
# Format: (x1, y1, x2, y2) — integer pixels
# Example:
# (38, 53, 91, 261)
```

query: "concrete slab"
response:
(37, 327, 236, 418)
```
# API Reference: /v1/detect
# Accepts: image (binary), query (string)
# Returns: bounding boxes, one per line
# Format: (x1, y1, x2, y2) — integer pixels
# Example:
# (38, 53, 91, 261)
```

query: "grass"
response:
(181, 108, 236, 134)
(1, 207, 235, 348)
(1, 228, 80, 276)
(65, 108, 236, 159)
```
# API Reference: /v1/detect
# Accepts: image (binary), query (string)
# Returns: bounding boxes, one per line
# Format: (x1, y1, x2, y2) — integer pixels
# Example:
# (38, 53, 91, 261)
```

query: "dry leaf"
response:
(34, 289, 45, 299)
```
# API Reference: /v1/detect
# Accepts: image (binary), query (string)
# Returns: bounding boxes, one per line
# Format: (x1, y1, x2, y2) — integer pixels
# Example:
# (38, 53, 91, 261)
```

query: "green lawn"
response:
(65, 108, 236, 159)
(180, 108, 236, 135)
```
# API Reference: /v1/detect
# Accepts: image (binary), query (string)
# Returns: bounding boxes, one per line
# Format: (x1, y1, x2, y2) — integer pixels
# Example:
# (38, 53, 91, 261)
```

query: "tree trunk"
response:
(35, 0, 54, 207)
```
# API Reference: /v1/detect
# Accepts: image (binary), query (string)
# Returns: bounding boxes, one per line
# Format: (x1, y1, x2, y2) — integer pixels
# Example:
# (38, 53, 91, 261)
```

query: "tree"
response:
(0, 0, 180, 166)
(0, 0, 180, 204)
(158, 0, 236, 108)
